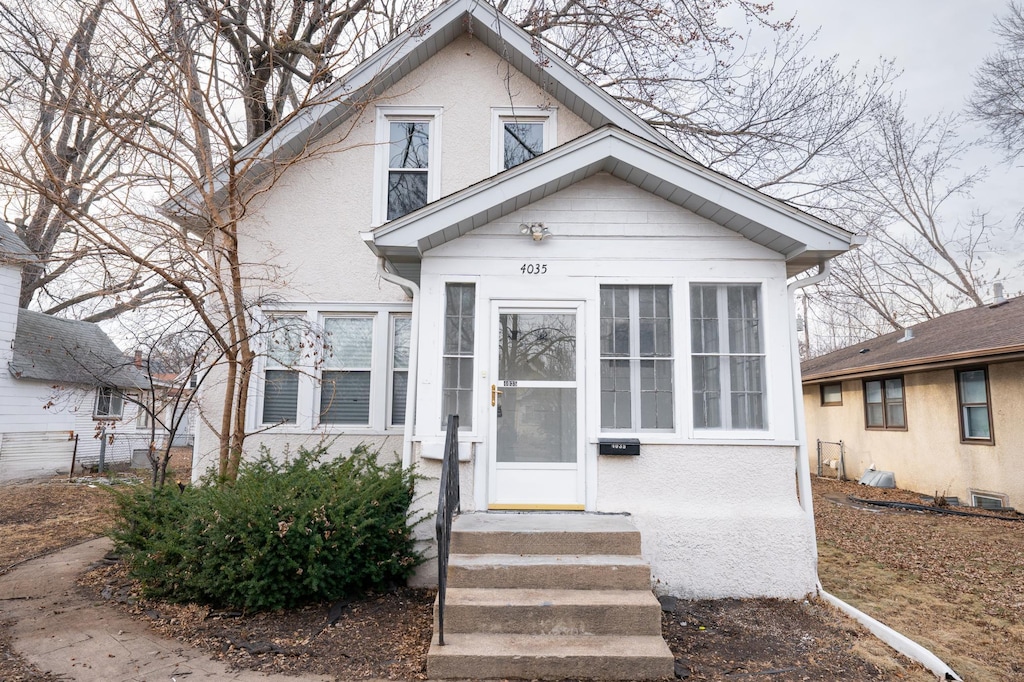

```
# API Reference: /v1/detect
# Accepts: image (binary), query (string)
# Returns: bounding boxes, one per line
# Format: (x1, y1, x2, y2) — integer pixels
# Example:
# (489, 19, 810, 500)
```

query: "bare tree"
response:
(971, 1, 1024, 160)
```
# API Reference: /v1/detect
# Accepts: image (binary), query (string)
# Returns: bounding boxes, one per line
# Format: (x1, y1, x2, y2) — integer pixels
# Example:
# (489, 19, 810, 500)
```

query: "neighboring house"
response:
(0, 220, 148, 481)
(135, 367, 197, 452)
(802, 293, 1024, 509)
(170, 0, 862, 599)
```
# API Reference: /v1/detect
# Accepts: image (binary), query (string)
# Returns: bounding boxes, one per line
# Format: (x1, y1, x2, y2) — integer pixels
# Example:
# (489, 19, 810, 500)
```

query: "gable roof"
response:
(162, 0, 683, 229)
(363, 126, 862, 281)
(801, 296, 1024, 382)
(9, 309, 147, 389)
(0, 219, 36, 263)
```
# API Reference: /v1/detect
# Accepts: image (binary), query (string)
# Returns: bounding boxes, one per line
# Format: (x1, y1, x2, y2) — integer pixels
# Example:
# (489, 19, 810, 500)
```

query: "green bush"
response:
(108, 444, 422, 611)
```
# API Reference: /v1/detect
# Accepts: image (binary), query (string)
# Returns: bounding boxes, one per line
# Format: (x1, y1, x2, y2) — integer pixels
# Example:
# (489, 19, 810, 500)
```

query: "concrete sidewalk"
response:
(0, 538, 335, 681)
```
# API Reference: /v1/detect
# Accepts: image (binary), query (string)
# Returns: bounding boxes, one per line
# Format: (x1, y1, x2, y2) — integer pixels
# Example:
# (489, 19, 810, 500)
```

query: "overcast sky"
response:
(766, 0, 1023, 293)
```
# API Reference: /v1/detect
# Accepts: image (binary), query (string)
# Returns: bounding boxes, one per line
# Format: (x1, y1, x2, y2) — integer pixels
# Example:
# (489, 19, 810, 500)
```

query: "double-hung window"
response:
(491, 108, 555, 173)
(320, 317, 373, 425)
(262, 316, 304, 424)
(600, 285, 674, 431)
(442, 283, 475, 429)
(690, 284, 766, 431)
(374, 107, 441, 223)
(95, 387, 124, 419)
(956, 368, 993, 443)
(863, 377, 905, 430)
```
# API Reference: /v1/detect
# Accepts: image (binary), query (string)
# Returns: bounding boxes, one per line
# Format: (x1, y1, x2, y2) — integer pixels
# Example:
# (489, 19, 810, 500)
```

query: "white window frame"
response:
(94, 387, 124, 419)
(372, 106, 443, 226)
(970, 491, 1008, 509)
(490, 107, 557, 174)
(690, 282, 769, 435)
(253, 305, 412, 433)
(440, 281, 477, 432)
(387, 313, 412, 428)
(598, 284, 675, 434)
(259, 313, 309, 427)
(317, 314, 376, 427)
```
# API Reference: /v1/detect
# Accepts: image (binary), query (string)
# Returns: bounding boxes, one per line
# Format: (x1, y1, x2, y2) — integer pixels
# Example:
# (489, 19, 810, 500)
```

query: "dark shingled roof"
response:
(9, 309, 147, 389)
(802, 296, 1024, 382)
(0, 219, 36, 262)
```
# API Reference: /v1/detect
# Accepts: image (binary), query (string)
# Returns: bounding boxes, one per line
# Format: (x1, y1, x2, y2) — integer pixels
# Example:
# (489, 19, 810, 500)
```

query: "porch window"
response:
(319, 317, 373, 425)
(374, 107, 441, 224)
(863, 377, 905, 430)
(599, 285, 674, 431)
(261, 315, 304, 424)
(94, 387, 124, 419)
(690, 284, 765, 430)
(390, 315, 411, 426)
(442, 283, 475, 428)
(956, 368, 993, 443)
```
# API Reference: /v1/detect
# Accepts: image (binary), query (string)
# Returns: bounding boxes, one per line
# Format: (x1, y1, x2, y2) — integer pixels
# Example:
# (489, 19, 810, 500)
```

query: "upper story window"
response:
(956, 368, 993, 443)
(491, 108, 556, 173)
(863, 377, 905, 430)
(600, 285, 674, 431)
(374, 107, 441, 224)
(691, 283, 765, 431)
(95, 387, 124, 419)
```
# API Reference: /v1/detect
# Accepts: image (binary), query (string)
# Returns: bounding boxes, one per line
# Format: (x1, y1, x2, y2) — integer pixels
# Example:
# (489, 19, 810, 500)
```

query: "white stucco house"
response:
(175, 0, 863, 599)
(0, 220, 148, 481)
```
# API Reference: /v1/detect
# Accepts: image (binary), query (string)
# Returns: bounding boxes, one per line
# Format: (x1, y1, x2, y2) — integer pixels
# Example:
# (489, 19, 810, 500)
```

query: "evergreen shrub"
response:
(109, 445, 422, 611)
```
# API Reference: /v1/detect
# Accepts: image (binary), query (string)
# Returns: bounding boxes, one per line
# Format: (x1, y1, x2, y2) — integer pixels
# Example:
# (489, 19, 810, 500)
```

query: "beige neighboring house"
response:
(802, 293, 1024, 509)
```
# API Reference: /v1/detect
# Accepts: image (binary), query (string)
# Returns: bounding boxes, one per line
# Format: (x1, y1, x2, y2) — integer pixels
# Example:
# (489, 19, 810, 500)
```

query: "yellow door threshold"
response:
(487, 503, 586, 511)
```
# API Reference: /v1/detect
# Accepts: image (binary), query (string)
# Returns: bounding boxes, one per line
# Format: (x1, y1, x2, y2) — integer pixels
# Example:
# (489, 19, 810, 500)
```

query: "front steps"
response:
(426, 513, 674, 680)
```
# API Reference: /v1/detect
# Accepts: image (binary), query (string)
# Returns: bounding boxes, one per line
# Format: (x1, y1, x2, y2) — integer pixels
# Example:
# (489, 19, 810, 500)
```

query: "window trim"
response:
(441, 282, 477, 432)
(820, 382, 843, 406)
(388, 313, 412, 429)
(862, 376, 907, 431)
(490, 107, 557, 174)
(970, 490, 1008, 509)
(372, 106, 443, 226)
(94, 387, 124, 420)
(317, 314, 376, 427)
(956, 366, 995, 445)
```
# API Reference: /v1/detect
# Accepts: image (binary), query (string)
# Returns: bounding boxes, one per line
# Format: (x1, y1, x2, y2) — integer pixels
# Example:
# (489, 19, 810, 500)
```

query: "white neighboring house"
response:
(171, 0, 863, 599)
(0, 220, 148, 481)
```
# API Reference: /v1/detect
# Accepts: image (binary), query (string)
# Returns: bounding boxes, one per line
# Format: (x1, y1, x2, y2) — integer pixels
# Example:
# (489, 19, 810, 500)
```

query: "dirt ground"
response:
(3, 473, 1021, 680)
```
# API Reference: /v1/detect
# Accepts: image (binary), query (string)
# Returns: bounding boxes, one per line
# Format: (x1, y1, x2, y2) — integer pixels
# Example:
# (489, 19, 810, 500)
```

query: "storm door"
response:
(487, 302, 584, 509)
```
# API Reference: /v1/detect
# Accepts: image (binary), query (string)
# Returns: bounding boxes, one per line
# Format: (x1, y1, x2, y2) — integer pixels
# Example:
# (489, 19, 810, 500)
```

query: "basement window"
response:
(971, 492, 1008, 510)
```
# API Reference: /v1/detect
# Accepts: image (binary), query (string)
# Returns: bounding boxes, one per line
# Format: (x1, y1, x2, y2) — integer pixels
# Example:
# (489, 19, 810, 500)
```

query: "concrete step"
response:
(447, 553, 652, 590)
(451, 512, 641, 556)
(427, 632, 675, 680)
(436, 587, 663, 635)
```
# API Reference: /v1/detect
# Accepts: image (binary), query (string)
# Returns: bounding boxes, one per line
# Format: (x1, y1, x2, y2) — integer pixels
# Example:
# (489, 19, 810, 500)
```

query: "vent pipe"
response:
(992, 283, 1007, 307)
(897, 327, 914, 343)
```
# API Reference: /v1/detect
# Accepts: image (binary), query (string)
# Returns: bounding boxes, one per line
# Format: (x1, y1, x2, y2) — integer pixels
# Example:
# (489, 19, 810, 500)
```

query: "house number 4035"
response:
(520, 263, 548, 275)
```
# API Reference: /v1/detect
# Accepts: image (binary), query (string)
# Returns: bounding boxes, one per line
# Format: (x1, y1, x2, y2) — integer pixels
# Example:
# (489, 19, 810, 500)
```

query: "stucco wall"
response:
(804, 361, 1024, 507)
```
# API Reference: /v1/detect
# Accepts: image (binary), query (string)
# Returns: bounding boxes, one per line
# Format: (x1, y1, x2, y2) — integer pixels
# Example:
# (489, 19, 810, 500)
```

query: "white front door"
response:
(487, 302, 585, 510)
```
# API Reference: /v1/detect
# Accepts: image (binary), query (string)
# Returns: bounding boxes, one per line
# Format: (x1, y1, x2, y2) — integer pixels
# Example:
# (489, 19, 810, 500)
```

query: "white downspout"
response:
(787, 260, 963, 681)
(377, 257, 420, 470)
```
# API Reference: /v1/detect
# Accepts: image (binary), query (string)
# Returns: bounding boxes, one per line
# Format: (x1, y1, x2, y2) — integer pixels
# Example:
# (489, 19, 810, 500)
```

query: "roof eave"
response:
(802, 344, 1024, 383)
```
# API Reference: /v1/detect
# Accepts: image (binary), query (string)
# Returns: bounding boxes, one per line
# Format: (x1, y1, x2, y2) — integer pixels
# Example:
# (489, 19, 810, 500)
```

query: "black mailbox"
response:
(598, 438, 640, 456)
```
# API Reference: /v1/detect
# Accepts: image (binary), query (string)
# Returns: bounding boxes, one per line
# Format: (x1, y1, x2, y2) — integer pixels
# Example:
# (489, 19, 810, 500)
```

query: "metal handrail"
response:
(435, 413, 460, 645)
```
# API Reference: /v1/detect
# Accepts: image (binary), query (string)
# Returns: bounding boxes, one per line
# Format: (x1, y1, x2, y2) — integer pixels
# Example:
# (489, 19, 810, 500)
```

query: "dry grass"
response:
(814, 477, 1024, 681)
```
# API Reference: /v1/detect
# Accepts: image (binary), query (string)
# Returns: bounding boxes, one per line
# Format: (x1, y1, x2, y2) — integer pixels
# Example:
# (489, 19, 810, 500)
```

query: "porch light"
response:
(520, 222, 550, 241)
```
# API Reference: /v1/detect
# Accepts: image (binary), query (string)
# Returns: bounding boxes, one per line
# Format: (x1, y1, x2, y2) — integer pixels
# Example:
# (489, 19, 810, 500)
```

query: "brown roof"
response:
(801, 296, 1024, 382)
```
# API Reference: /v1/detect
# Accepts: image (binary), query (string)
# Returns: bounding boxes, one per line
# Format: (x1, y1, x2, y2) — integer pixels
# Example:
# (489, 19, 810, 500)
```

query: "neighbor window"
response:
(442, 283, 475, 429)
(94, 387, 124, 419)
(691, 284, 765, 430)
(491, 108, 555, 173)
(374, 108, 441, 223)
(821, 383, 843, 406)
(863, 377, 905, 430)
(956, 368, 993, 443)
(600, 285, 674, 431)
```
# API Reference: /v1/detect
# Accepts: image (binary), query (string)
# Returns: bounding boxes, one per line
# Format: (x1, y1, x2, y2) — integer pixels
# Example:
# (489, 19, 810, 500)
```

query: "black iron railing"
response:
(435, 413, 460, 646)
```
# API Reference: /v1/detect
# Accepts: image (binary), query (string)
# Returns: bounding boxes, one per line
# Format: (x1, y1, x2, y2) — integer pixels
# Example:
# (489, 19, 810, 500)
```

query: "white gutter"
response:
(788, 262, 962, 681)
(376, 257, 420, 469)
